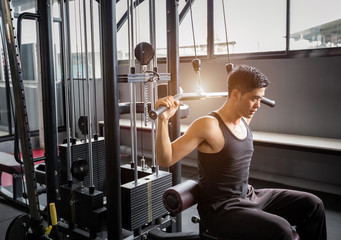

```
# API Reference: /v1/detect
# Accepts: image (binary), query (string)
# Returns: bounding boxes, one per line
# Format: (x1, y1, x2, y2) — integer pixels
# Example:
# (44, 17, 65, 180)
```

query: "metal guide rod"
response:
(127, 0, 131, 68)
(127, 0, 139, 185)
(149, 0, 158, 176)
(149, 0, 157, 69)
(61, 0, 72, 183)
(90, 0, 98, 136)
(149, 92, 276, 120)
(151, 81, 159, 177)
(129, 0, 135, 69)
(129, 83, 135, 168)
(133, 85, 138, 184)
(78, 0, 86, 118)
(0, 0, 41, 220)
(74, 0, 81, 121)
(65, 0, 76, 140)
(130, 83, 138, 185)
(83, 0, 94, 190)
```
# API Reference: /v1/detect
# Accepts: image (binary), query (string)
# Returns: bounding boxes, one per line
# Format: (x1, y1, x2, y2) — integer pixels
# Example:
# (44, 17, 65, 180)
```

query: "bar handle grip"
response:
(149, 105, 168, 120)
(260, 97, 275, 108)
(149, 94, 181, 120)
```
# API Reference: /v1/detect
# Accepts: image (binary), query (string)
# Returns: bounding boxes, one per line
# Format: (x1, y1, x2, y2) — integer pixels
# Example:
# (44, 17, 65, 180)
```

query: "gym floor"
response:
(0, 165, 340, 240)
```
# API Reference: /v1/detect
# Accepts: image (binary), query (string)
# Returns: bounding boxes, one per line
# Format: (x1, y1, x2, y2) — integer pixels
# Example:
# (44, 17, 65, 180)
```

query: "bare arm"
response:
(155, 96, 179, 167)
(156, 117, 174, 167)
(155, 96, 205, 167)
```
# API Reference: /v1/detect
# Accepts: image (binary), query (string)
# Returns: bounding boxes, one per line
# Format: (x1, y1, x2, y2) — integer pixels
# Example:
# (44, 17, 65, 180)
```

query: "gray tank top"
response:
(197, 112, 254, 208)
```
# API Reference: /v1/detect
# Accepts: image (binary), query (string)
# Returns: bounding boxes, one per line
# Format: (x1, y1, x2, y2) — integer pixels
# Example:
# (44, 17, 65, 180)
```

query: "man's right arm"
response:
(155, 96, 179, 167)
(155, 96, 204, 168)
(156, 118, 174, 167)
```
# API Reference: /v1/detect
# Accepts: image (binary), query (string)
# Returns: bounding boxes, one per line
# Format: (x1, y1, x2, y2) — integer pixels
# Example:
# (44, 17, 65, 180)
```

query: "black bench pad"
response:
(0, 152, 23, 175)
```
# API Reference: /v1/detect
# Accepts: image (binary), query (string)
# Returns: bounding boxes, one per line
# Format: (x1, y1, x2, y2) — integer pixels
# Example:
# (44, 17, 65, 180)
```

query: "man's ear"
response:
(230, 89, 241, 100)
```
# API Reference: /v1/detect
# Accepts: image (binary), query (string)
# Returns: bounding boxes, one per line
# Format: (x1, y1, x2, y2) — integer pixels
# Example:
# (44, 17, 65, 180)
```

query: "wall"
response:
(178, 56, 341, 139)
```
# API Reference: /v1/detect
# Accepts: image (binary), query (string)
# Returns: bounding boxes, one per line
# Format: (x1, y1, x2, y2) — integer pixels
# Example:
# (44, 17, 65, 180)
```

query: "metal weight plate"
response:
(78, 115, 88, 135)
(5, 214, 31, 240)
(71, 158, 89, 182)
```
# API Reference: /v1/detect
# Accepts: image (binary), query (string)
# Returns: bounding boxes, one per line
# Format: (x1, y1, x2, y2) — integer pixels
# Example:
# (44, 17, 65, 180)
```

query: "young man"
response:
(155, 65, 327, 240)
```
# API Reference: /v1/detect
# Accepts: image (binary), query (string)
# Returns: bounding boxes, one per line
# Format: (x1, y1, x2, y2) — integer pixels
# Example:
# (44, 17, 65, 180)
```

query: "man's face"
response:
(237, 87, 266, 118)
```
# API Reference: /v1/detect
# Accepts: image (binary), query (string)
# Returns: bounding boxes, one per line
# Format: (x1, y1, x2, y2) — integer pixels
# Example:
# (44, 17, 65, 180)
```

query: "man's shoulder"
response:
(196, 115, 218, 123)
(190, 115, 220, 132)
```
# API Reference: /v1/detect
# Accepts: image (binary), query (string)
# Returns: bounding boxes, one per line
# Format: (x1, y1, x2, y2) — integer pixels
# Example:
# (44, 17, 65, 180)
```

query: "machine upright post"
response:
(166, 0, 182, 232)
(37, 0, 60, 210)
(100, 0, 122, 239)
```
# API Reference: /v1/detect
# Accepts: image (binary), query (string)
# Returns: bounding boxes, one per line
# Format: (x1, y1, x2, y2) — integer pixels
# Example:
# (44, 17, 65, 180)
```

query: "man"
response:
(155, 65, 327, 240)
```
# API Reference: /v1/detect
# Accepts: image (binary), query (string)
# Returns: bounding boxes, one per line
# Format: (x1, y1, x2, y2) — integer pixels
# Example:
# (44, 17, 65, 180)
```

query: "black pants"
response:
(198, 187, 327, 240)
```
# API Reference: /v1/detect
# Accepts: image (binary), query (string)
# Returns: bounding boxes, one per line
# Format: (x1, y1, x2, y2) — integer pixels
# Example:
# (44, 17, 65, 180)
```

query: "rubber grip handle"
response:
(49, 203, 58, 226)
(260, 97, 276, 108)
(149, 105, 168, 120)
(149, 94, 181, 120)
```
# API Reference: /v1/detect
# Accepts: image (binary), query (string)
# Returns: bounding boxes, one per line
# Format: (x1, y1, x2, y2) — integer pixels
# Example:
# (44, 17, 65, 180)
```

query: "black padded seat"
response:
(0, 152, 23, 175)
(0, 151, 24, 202)
(163, 180, 300, 240)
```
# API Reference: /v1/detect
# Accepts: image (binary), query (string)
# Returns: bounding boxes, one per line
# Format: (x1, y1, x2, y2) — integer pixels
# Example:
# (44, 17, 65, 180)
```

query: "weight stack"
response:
(59, 138, 106, 192)
(121, 164, 172, 231)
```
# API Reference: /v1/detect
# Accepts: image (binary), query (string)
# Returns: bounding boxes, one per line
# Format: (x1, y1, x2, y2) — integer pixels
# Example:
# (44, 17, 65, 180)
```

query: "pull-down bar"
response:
(149, 92, 275, 120)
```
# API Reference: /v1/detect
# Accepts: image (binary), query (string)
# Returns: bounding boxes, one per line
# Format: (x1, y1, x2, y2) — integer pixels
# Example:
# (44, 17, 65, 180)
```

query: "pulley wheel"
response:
(5, 214, 31, 240)
(134, 42, 154, 65)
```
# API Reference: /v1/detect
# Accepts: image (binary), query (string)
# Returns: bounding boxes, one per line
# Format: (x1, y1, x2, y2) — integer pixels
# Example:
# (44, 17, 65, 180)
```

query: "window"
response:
(214, 0, 286, 55)
(116, 0, 151, 61)
(155, 0, 167, 58)
(112, 0, 341, 64)
(0, 0, 68, 140)
(116, 0, 129, 61)
(179, 1, 207, 57)
(0, 32, 12, 137)
(0, 0, 39, 137)
(116, 1, 208, 59)
(290, 0, 341, 50)
(154, 1, 208, 57)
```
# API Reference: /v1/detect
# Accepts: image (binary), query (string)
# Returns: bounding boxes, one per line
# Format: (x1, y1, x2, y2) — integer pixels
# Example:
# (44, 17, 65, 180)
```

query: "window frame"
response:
(206, 0, 341, 62)
(0, 12, 66, 142)
(117, 0, 341, 65)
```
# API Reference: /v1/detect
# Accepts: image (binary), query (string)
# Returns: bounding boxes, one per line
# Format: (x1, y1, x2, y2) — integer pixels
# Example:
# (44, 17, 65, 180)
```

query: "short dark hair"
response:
(227, 65, 269, 96)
